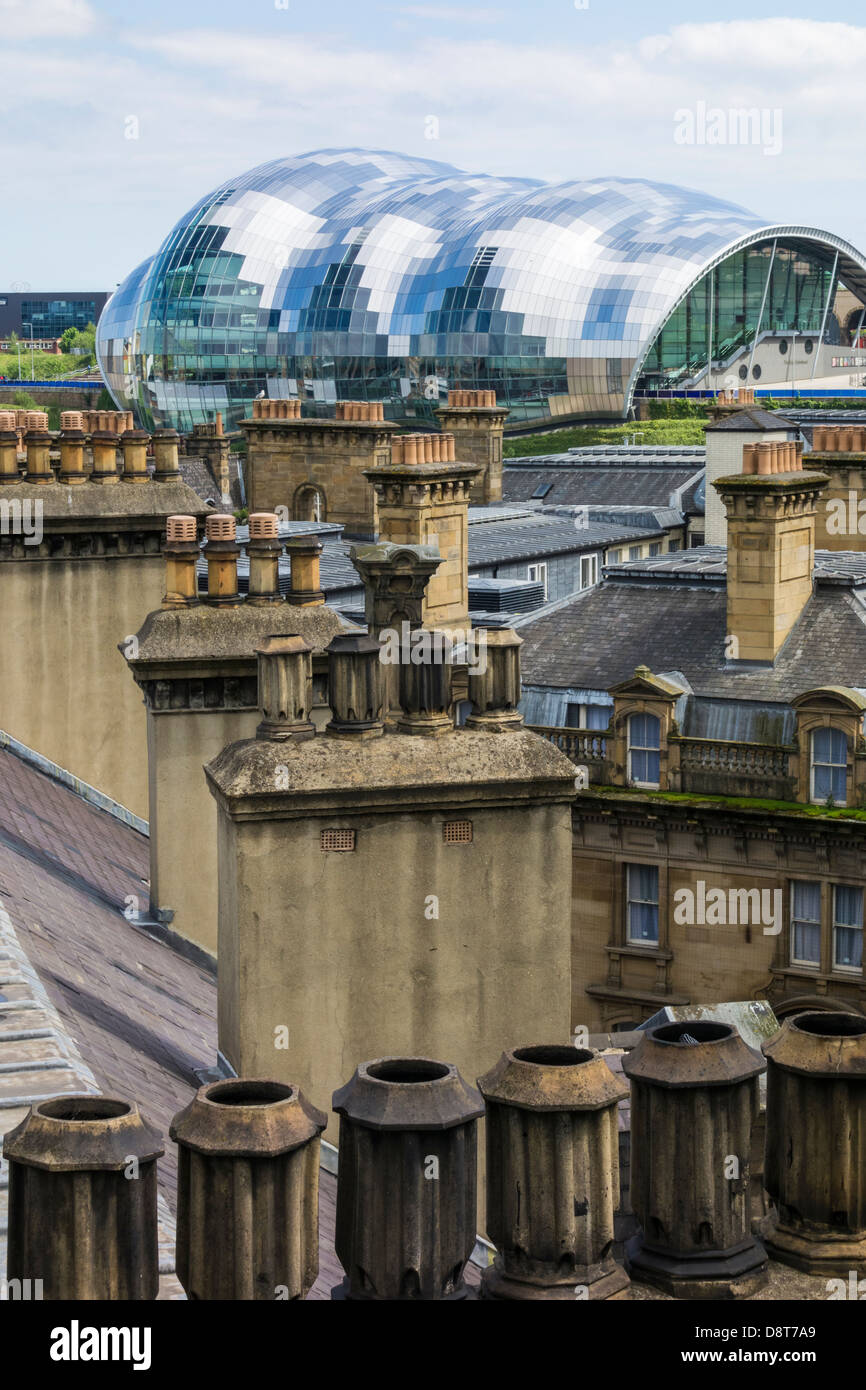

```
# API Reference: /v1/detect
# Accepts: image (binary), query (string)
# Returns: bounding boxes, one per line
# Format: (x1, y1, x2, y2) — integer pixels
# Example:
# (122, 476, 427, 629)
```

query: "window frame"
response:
(809, 727, 848, 806)
(626, 862, 660, 945)
(832, 883, 864, 975)
(527, 561, 548, 599)
(789, 879, 822, 969)
(627, 711, 661, 789)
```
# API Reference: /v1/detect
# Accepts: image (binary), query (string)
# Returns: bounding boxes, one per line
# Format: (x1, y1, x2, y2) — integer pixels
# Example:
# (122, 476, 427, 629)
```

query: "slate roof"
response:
(0, 745, 365, 1299)
(503, 452, 705, 511)
(517, 547, 866, 702)
(704, 408, 796, 432)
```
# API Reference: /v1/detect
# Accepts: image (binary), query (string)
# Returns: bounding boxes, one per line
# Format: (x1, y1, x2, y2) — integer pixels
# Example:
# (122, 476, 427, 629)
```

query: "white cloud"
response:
(0, 0, 95, 40)
(3, 15, 866, 281)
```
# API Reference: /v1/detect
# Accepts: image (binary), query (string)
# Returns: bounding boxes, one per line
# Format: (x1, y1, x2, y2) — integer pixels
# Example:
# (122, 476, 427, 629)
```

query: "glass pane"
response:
(793, 921, 821, 963)
(630, 713, 660, 750)
(835, 926, 863, 969)
(835, 885, 863, 927)
(628, 902, 659, 942)
(792, 881, 821, 921)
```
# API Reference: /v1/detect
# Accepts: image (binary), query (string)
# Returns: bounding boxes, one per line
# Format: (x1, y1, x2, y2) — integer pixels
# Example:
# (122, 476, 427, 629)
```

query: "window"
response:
(580, 553, 599, 589)
(527, 562, 548, 599)
(628, 712, 661, 787)
(668, 540, 681, 553)
(833, 885, 864, 972)
(810, 727, 847, 804)
(565, 702, 609, 730)
(531, 481, 553, 500)
(790, 881, 821, 966)
(628, 545, 641, 560)
(627, 864, 659, 944)
(649, 542, 661, 557)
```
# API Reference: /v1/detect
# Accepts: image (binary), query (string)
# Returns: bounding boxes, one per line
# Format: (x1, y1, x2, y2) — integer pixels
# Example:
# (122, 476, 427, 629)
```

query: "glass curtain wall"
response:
(638, 241, 837, 390)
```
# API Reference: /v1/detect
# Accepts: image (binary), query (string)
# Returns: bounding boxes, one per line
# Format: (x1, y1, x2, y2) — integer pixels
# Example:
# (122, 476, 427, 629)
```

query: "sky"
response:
(4, 0, 866, 289)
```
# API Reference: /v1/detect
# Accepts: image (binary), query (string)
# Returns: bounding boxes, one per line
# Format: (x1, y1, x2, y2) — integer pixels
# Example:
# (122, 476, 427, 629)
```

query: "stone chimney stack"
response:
(364, 447, 479, 635)
(0, 432, 208, 818)
(239, 399, 394, 535)
(435, 389, 509, 504)
(205, 540, 577, 1139)
(125, 516, 346, 957)
(714, 452, 829, 663)
(801, 424, 866, 552)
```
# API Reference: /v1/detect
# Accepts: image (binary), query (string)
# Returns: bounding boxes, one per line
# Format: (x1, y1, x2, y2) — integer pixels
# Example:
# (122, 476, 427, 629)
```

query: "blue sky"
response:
(4, 0, 866, 288)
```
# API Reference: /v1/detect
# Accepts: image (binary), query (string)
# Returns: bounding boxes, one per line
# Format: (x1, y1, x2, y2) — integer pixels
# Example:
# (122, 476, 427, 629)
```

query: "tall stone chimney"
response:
(364, 436, 479, 635)
(714, 449, 829, 663)
(801, 425, 866, 552)
(0, 428, 208, 817)
(125, 514, 348, 955)
(205, 549, 577, 1139)
(239, 400, 394, 535)
(435, 389, 509, 504)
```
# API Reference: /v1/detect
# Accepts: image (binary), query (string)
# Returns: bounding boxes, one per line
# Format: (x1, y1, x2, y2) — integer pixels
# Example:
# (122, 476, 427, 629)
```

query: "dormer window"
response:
(628, 713, 660, 788)
(810, 727, 847, 804)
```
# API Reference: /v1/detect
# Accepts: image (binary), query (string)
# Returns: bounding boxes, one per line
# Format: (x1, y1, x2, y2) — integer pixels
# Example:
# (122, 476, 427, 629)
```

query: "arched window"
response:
(810, 727, 847, 804)
(294, 485, 325, 522)
(628, 713, 660, 787)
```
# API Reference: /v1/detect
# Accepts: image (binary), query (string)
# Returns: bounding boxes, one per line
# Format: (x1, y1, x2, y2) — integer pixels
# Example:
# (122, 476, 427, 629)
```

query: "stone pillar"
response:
(332, 1057, 484, 1300)
(4, 1095, 163, 1300)
(171, 1078, 326, 1300)
(255, 634, 316, 742)
(761, 1011, 866, 1274)
(623, 1020, 768, 1298)
(478, 1044, 629, 1300)
(435, 390, 509, 504)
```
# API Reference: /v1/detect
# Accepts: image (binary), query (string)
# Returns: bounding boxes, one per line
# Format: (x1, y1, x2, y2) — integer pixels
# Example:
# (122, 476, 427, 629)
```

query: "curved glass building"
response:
(96, 148, 866, 431)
